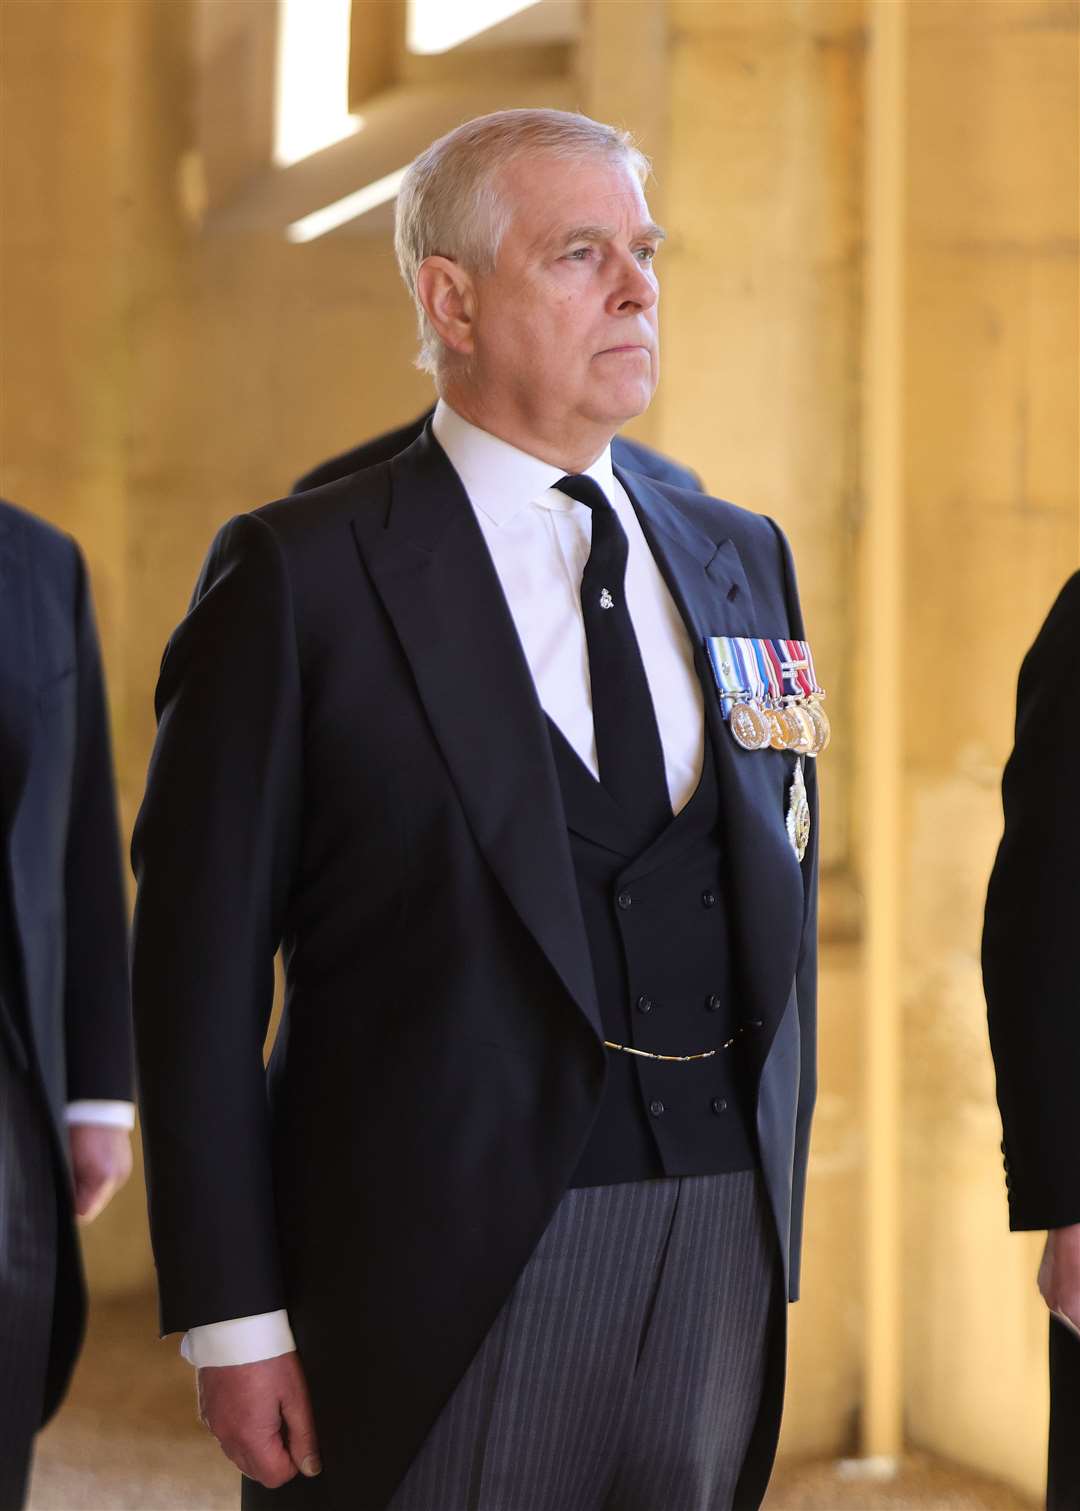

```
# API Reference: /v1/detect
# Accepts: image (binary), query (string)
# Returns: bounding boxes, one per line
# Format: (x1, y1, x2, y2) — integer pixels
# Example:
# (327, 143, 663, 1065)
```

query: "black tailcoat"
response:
(132, 428, 818, 1509)
(0, 499, 132, 1423)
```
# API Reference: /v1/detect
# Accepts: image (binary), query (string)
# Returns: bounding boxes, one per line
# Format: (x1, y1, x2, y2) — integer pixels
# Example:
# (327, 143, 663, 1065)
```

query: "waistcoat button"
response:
(711, 1097, 728, 1115)
(701, 890, 717, 908)
(636, 995, 653, 1014)
(649, 1099, 665, 1117)
(705, 993, 723, 1012)
(617, 891, 633, 910)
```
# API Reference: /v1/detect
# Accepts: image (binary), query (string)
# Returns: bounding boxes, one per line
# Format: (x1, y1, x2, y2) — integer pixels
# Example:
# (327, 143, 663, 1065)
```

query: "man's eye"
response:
(636, 246, 657, 263)
(565, 247, 592, 261)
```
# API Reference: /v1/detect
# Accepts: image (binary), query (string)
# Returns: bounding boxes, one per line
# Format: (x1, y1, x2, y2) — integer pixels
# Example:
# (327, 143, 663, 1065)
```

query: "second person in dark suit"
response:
(0, 499, 134, 1508)
(291, 408, 703, 497)
(984, 571, 1080, 1511)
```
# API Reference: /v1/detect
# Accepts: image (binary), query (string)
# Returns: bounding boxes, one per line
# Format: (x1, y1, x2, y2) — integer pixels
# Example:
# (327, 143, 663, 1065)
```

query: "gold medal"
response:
(805, 699, 831, 756)
(729, 700, 770, 751)
(767, 706, 797, 751)
(786, 759, 811, 861)
(785, 701, 816, 756)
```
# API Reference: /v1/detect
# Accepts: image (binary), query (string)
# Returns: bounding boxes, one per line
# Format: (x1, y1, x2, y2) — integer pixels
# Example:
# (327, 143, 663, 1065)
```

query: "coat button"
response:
(705, 993, 723, 1012)
(701, 890, 717, 908)
(636, 995, 653, 1014)
(617, 891, 633, 910)
(711, 1098, 728, 1115)
(649, 1099, 665, 1117)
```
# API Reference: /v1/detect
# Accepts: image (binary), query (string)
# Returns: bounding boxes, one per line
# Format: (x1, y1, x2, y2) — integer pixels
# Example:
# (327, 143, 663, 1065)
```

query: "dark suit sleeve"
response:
(767, 517, 819, 1302)
(983, 574, 1080, 1231)
(63, 544, 133, 1103)
(131, 512, 303, 1334)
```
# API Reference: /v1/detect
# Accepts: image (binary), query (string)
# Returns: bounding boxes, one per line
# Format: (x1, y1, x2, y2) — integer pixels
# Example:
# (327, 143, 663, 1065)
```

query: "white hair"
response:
(393, 108, 651, 377)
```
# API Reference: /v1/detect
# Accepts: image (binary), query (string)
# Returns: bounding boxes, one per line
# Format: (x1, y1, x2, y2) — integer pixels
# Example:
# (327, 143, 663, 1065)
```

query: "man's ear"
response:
(416, 256, 476, 359)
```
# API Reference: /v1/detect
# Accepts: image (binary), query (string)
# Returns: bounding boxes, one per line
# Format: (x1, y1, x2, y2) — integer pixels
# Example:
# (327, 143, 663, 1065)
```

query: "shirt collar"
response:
(432, 398, 616, 526)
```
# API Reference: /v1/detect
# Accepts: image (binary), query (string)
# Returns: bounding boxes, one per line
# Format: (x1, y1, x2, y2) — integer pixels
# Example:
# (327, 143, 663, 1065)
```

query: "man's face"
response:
(468, 152, 662, 435)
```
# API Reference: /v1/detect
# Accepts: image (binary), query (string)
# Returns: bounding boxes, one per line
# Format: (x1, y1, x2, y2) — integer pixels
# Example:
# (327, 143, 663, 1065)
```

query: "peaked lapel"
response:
(615, 466, 805, 1054)
(354, 429, 603, 1043)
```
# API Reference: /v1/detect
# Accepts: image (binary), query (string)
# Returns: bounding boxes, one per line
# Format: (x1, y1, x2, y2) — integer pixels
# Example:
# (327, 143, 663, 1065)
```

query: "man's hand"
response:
(1039, 1224, 1080, 1334)
(197, 1352, 322, 1489)
(68, 1124, 133, 1223)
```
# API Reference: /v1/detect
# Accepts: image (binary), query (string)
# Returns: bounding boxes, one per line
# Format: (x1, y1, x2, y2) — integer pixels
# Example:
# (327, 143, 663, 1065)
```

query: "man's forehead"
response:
(500, 153, 653, 236)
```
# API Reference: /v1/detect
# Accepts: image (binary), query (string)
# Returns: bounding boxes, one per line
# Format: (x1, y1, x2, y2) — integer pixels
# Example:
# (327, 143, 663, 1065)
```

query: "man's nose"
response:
(611, 252, 658, 312)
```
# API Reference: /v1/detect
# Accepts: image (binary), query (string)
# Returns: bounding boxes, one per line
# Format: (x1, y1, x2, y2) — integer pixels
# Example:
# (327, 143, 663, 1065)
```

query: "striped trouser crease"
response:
(388, 1167, 777, 1511)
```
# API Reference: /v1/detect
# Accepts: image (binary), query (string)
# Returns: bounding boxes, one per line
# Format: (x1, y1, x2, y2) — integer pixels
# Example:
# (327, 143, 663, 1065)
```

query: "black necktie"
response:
(557, 474, 672, 836)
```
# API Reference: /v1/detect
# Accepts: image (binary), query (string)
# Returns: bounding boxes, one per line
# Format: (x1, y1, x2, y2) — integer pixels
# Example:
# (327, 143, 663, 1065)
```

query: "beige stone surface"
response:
(898, 1, 1078, 1501)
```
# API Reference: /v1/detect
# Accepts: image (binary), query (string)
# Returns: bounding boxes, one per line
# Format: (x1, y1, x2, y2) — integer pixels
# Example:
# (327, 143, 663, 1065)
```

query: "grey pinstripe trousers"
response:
(388, 1169, 777, 1511)
(0, 1029, 57, 1511)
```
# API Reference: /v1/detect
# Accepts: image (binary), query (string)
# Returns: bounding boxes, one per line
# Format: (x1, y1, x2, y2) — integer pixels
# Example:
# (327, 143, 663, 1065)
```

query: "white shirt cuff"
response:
(64, 1100, 136, 1129)
(180, 1310, 296, 1368)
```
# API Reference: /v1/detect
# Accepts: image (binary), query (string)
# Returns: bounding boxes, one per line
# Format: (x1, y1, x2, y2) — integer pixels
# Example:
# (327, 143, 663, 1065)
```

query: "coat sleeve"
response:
(983, 573, 1080, 1231)
(768, 517, 819, 1303)
(131, 512, 303, 1334)
(63, 543, 133, 1104)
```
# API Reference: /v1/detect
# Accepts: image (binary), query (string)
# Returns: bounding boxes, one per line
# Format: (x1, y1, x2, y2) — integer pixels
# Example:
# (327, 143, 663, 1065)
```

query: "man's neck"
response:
(439, 388, 615, 476)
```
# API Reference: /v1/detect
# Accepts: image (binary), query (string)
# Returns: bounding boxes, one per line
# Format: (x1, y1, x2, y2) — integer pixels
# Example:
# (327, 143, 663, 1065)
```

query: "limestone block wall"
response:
(900, 1, 1078, 1499)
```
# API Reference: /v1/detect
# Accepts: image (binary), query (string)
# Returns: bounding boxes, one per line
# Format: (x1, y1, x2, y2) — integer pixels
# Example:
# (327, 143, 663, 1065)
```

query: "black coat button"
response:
(649, 1099, 665, 1117)
(711, 1098, 728, 1115)
(705, 993, 723, 1012)
(617, 891, 633, 910)
(637, 995, 653, 1014)
(701, 890, 717, 908)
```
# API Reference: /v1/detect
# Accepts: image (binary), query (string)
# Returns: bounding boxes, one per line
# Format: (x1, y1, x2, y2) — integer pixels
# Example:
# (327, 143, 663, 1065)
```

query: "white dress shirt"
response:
(181, 400, 706, 1368)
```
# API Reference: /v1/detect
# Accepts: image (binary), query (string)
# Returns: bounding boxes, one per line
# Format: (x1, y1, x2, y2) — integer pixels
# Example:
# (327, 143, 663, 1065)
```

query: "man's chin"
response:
(585, 382, 657, 429)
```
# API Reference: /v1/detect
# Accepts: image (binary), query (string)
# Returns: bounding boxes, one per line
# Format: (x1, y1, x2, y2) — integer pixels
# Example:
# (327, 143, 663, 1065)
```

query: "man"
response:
(0, 499, 134, 1508)
(291, 410, 703, 497)
(133, 108, 819, 1511)
(983, 571, 1080, 1511)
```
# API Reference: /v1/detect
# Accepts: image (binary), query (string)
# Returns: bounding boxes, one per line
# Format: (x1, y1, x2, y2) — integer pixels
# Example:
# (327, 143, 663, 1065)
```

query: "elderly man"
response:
(0, 499, 133, 1507)
(133, 109, 820, 1511)
(984, 572, 1080, 1511)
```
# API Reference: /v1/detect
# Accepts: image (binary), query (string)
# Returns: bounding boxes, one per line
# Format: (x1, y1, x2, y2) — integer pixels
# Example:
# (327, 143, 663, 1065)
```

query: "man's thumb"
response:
(283, 1393, 322, 1477)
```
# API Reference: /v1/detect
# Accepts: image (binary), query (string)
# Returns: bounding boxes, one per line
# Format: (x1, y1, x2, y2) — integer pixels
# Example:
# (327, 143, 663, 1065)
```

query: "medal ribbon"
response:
(779, 639, 813, 700)
(704, 637, 746, 717)
(757, 639, 783, 705)
(800, 639, 824, 696)
(735, 637, 765, 706)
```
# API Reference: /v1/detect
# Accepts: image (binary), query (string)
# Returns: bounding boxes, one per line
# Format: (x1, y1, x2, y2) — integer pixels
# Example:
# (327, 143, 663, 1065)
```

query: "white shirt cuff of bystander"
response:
(64, 1100, 136, 1129)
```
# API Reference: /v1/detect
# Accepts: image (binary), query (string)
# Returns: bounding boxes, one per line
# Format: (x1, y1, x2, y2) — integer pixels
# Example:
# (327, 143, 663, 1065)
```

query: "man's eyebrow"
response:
(542, 222, 668, 251)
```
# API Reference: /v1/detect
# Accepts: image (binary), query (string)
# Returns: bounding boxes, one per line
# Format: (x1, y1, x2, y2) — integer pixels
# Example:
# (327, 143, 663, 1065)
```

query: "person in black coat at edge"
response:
(131, 107, 820, 1511)
(292, 410, 704, 498)
(0, 499, 134, 1508)
(983, 570, 1080, 1511)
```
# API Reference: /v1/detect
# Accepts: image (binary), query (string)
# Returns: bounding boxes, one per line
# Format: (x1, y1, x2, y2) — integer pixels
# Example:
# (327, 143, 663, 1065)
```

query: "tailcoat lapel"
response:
(354, 429, 603, 1043)
(615, 466, 805, 1058)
